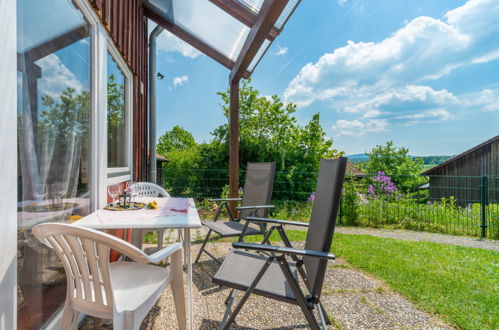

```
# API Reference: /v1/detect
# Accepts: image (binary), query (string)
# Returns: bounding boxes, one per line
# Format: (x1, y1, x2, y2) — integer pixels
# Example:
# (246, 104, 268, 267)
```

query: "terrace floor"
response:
(82, 227, 451, 329)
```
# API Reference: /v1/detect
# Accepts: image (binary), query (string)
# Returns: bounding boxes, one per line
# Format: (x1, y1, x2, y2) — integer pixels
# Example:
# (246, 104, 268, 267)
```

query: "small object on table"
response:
(119, 192, 132, 208)
(105, 201, 145, 211)
(147, 201, 158, 209)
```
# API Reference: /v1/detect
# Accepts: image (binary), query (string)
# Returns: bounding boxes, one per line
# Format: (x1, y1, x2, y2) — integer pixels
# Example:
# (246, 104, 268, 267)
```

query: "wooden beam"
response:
(144, 6, 236, 70)
(209, 0, 280, 41)
(22, 25, 88, 63)
(230, 0, 288, 83)
(229, 80, 240, 215)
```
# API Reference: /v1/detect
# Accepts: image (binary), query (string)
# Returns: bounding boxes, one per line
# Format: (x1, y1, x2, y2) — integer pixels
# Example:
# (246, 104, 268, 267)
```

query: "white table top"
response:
(76, 197, 202, 230)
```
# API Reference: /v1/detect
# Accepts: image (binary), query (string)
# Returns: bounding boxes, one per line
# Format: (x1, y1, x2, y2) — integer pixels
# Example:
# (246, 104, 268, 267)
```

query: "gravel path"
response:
(82, 241, 450, 329)
(334, 226, 499, 252)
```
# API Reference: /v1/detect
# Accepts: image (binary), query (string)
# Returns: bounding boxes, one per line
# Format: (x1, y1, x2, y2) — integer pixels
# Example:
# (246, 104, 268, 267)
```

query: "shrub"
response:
(342, 180, 359, 226)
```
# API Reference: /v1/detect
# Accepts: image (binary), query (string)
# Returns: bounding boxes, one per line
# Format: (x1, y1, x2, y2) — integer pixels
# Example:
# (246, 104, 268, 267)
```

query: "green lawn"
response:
(242, 231, 498, 329)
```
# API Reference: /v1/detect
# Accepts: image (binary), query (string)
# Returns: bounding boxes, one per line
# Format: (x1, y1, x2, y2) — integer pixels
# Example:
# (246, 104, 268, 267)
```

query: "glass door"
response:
(16, 0, 91, 328)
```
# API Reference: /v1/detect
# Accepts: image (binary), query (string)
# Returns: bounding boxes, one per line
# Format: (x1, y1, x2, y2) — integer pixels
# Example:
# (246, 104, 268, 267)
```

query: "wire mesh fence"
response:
(162, 167, 499, 239)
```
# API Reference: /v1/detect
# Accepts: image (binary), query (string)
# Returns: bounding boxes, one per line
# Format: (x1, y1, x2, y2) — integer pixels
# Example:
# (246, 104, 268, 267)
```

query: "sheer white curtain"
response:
(16, 1, 91, 327)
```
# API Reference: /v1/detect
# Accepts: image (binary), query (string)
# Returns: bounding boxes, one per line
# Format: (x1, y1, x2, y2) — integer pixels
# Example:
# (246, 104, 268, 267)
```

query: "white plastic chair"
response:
(33, 223, 186, 330)
(129, 182, 172, 249)
(130, 182, 169, 198)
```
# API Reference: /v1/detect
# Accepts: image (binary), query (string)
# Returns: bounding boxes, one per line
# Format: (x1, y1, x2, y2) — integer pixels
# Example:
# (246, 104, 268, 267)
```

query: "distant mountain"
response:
(346, 154, 369, 163)
(346, 154, 451, 165)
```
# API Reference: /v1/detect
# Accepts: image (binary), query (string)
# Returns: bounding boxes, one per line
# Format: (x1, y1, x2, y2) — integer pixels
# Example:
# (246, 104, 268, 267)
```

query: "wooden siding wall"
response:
(88, 0, 149, 181)
(428, 140, 499, 204)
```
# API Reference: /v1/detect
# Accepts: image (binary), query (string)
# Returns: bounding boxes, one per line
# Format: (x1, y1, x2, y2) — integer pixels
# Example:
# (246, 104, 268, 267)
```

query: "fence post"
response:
(480, 176, 488, 238)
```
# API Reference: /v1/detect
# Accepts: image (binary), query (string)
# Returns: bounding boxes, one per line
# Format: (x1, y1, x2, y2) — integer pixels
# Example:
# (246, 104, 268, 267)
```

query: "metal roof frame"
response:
(143, 0, 299, 80)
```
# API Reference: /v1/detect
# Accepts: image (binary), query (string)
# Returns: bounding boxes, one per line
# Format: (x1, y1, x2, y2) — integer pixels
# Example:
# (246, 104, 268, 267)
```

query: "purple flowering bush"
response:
(307, 192, 316, 203)
(367, 172, 399, 200)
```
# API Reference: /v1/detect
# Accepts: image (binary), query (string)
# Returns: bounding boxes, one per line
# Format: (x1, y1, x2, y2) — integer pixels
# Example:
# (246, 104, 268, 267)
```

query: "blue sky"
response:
(153, 0, 498, 156)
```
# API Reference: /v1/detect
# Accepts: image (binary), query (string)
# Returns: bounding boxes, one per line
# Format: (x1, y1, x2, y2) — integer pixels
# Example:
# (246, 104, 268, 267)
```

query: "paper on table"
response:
(94, 197, 191, 224)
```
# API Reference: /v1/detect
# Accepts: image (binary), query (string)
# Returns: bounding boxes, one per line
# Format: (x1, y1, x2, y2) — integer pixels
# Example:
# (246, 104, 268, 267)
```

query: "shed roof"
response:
(156, 154, 169, 162)
(422, 135, 499, 175)
(346, 161, 365, 177)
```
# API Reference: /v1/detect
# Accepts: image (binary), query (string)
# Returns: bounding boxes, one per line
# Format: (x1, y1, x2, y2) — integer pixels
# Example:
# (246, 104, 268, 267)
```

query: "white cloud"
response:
(332, 119, 389, 136)
(338, 0, 348, 7)
(462, 88, 499, 112)
(35, 54, 83, 98)
(276, 46, 288, 56)
(284, 0, 499, 136)
(394, 108, 454, 124)
(172, 75, 189, 88)
(157, 31, 201, 59)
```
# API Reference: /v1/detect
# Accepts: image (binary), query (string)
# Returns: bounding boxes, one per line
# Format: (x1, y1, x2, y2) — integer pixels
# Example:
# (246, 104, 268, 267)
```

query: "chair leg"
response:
(221, 289, 236, 327)
(171, 249, 187, 330)
(277, 256, 321, 330)
(194, 229, 212, 263)
(59, 302, 78, 330)
(318, 302, 332, 325)
(158, 230, 164, 249)
(317, 303, 329, 329)
(220, 258, 273, 330)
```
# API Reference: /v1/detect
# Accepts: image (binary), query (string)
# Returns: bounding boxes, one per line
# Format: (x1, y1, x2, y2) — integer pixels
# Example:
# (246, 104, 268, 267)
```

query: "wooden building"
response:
(422, 135, 499, 205)
(5, 0, 301, 328)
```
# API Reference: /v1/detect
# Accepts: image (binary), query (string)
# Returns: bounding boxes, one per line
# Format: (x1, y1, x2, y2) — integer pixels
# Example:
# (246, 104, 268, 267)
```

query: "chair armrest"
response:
(208, 198, 242, 202)
(245, 216, 309, 227)
(236, 205, 275, 211)
(147, 242, 183, 264)
(232, 242, 336, 260)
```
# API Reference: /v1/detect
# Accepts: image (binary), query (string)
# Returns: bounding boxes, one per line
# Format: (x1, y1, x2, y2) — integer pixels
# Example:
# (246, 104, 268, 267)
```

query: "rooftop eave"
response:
(230, 0, 289, 83)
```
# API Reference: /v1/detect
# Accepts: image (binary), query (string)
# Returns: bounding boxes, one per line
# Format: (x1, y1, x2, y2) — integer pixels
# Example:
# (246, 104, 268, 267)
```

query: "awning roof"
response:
(143, 0, 300, 80)
(17, 0, 87, 55)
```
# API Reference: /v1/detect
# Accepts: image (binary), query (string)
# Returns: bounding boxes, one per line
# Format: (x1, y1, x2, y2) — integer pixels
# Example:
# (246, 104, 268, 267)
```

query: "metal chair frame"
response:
(213, 158, 348, 330)
(195, 162, 276, 264)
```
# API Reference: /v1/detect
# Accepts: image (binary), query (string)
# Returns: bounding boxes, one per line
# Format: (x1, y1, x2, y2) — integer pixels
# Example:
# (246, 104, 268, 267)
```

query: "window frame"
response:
(73, 0, 135, 209)
(105, 42, 134, 184)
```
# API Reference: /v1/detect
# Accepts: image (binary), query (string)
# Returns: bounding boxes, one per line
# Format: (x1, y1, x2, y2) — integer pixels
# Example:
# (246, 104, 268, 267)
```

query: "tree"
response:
(157, 125, 197, 156)
(364, 141, 423, 190)
(202, 79, 342, 200)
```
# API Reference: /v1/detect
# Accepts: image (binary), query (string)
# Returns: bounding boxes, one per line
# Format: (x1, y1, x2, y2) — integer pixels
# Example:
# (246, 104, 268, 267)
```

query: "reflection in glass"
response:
(16, 0, 91, 328)
(107, 53, 127, 168)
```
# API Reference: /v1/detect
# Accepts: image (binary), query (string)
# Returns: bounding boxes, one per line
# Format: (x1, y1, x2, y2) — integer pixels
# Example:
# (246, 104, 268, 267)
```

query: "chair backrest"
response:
(303, 158, 347, 300)
(131, 182, 169, 198)
(32, 223, 151, 317)
(240, 162, 276, 219)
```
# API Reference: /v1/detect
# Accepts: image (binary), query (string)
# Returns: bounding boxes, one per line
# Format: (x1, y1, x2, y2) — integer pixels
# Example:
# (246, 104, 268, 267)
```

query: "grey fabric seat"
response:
(213, 249, 298, 303)
(202, 221, 262, 237)
(195, 162, 276, 263)
(212, 158, 348, 330)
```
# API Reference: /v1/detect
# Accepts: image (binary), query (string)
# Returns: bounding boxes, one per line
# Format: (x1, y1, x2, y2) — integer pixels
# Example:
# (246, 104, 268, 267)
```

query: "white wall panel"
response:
(0, 0, 18, 328)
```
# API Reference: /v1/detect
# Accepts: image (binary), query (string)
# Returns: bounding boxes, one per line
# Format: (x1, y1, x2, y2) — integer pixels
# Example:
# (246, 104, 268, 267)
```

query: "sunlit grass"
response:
(228, 230, 499, 329)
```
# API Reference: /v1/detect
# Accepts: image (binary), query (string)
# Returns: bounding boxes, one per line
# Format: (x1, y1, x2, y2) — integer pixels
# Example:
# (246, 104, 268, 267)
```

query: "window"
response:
(106, 49, 132, 182)
(16, 0, 91, 328)
(107, 53, 127, 169)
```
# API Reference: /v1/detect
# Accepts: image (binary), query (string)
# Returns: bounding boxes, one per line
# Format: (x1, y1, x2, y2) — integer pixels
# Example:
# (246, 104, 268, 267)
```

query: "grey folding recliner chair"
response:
(195, 162, 276, 264)
(212, 158, 347, 329)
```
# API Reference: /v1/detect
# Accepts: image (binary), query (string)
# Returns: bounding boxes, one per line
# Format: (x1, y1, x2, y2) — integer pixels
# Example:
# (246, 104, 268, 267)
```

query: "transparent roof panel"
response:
(17, 0, 86, 54)
(236, 0, 300, 29)
(145, 0, 301, 76)
(248, 39, 271, 73)
(148, 0, 250, 62)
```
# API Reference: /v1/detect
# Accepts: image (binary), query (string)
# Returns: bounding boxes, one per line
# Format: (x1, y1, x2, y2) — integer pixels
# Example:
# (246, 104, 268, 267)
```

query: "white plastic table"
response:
(76, 197, 201, 330)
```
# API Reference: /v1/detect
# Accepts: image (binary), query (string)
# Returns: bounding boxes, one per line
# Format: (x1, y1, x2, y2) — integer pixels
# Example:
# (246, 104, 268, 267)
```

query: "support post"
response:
(148, 25, 163, 184)
(229, 80, 240, 216)
(480, 176, 488, 238)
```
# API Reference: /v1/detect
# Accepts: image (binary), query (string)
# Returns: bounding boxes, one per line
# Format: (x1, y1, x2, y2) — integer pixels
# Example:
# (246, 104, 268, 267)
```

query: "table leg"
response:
(184, 228, 193, 330)
(131, 229, 143, 250)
